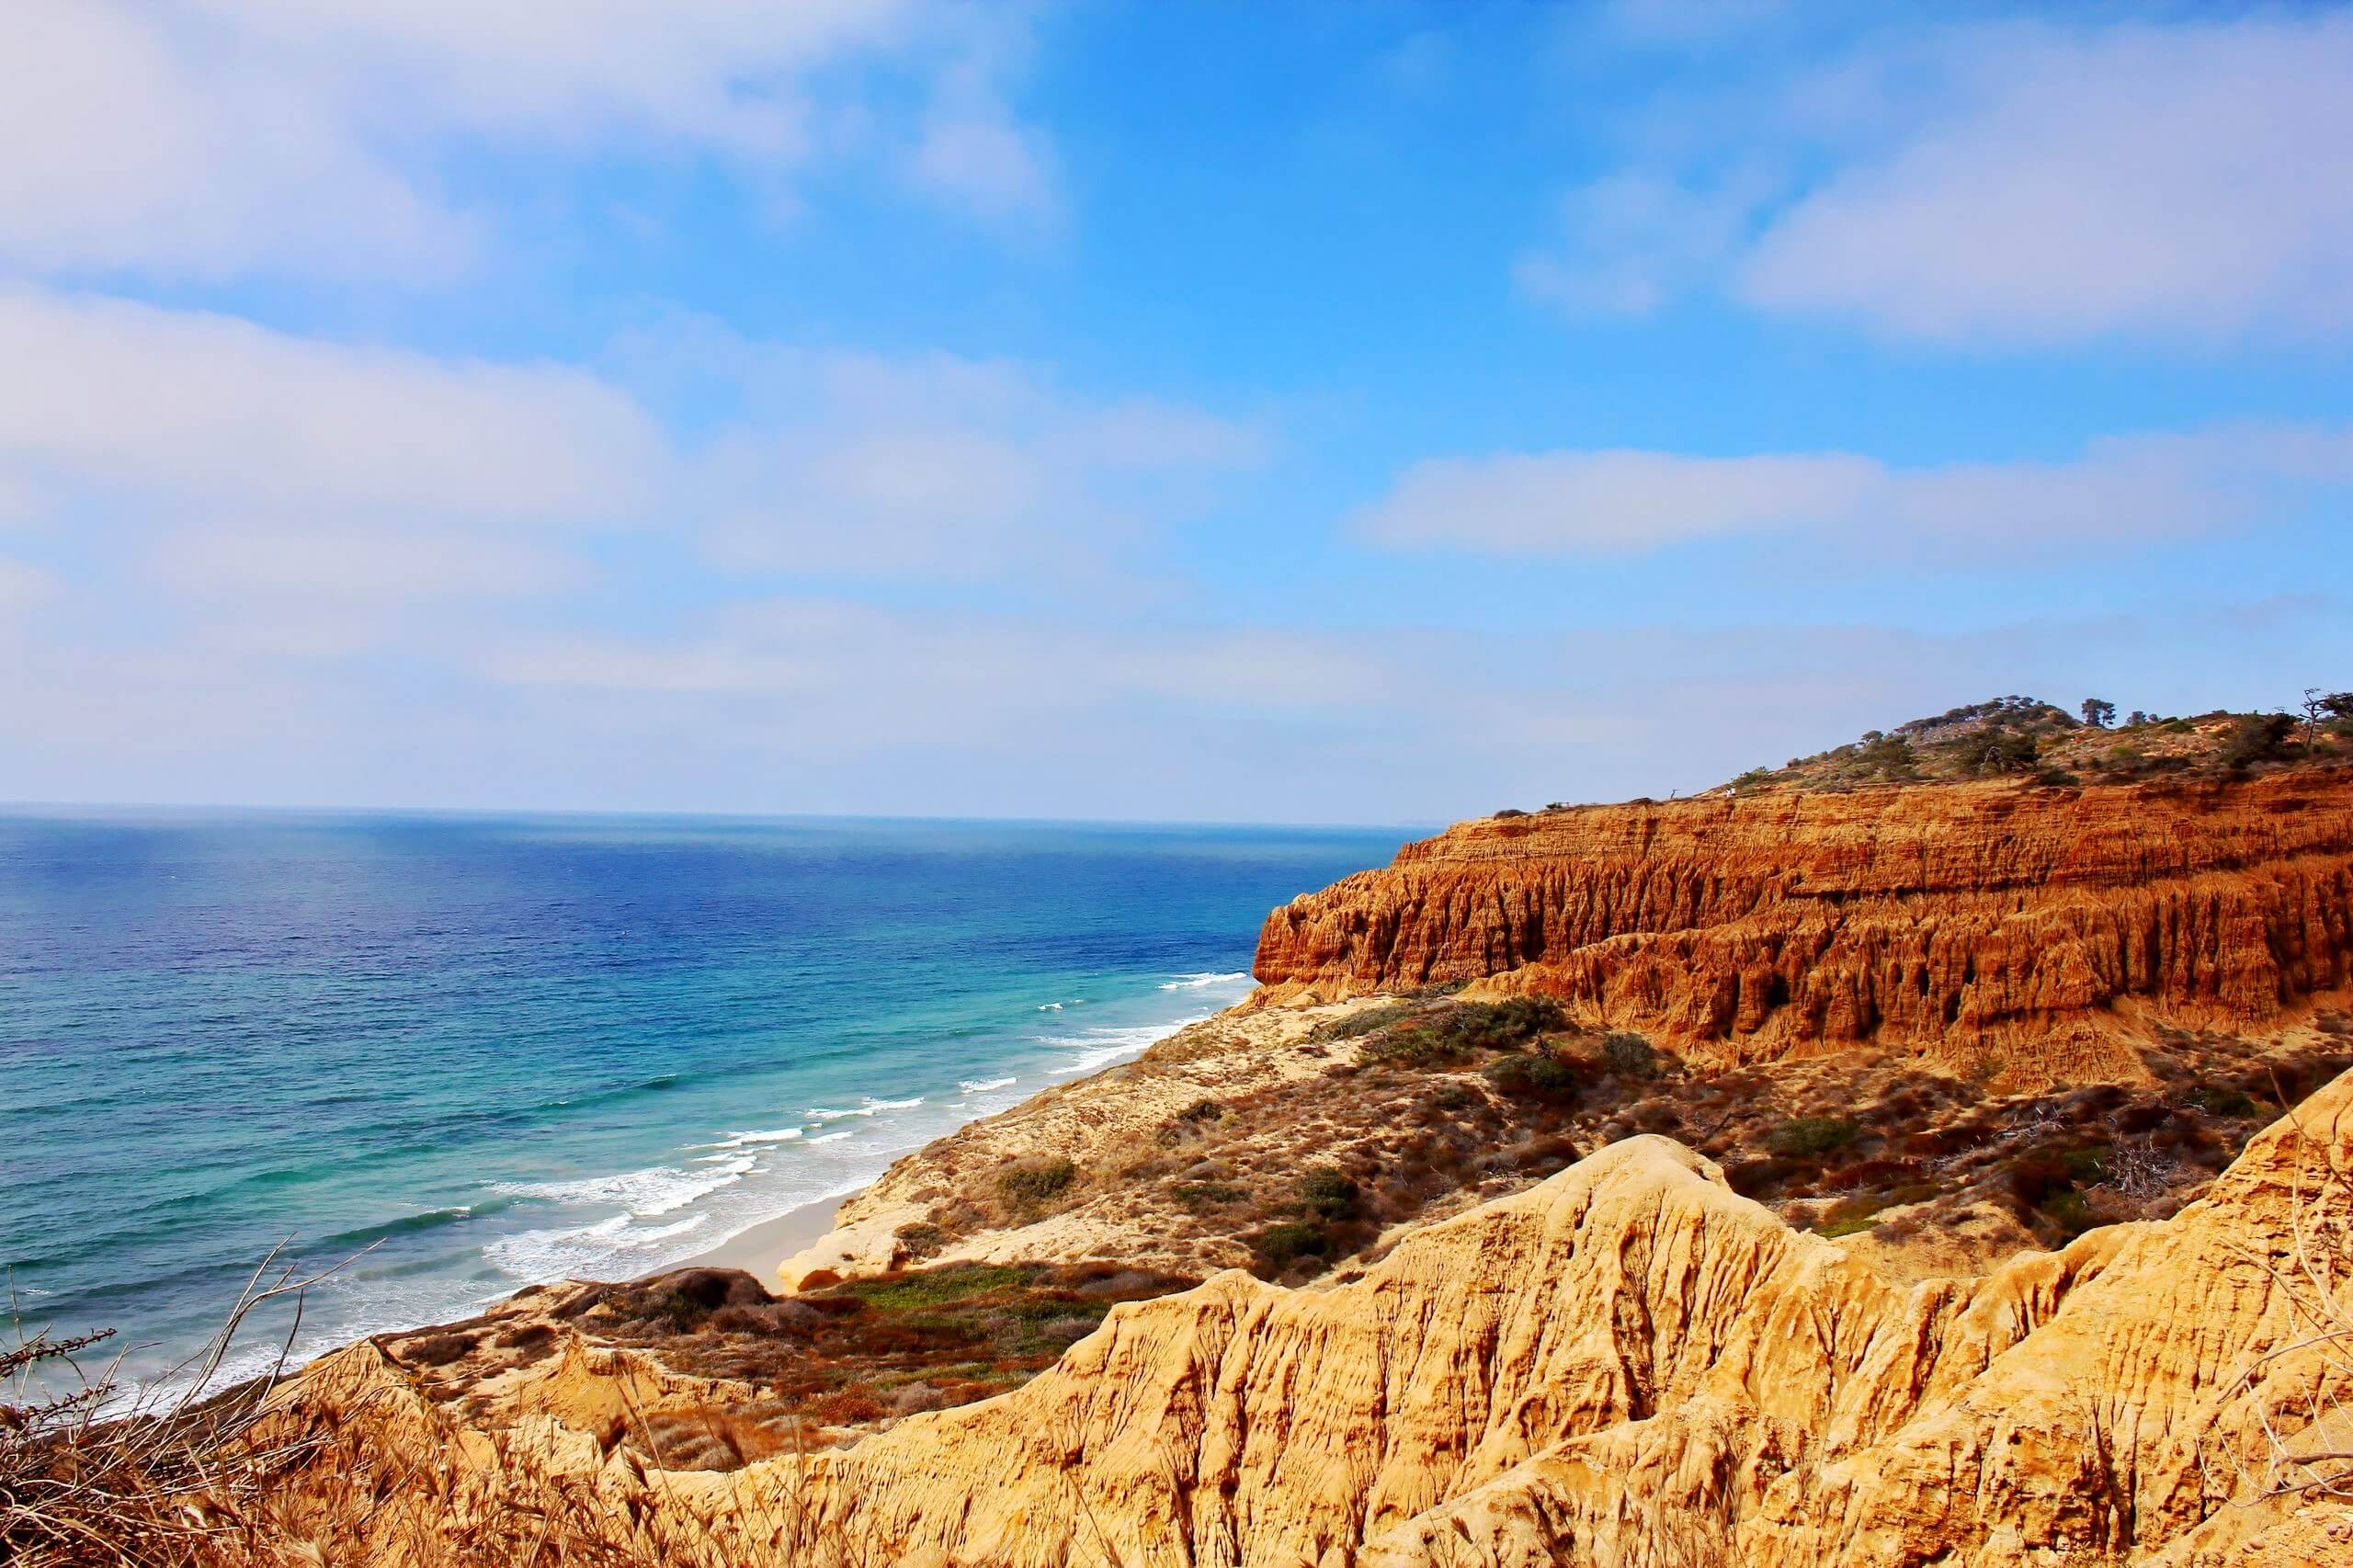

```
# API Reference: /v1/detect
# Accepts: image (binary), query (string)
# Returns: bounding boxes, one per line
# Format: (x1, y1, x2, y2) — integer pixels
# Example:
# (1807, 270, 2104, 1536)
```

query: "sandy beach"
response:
(675, 1189, 858, 1284)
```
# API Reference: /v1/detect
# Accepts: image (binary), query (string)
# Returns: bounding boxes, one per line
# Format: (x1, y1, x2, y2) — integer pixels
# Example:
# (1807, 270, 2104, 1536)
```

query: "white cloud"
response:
(1524, 13, 2353, 346)
(1358, 449, 1875, 552)
(1742, 17, 2353, 344)
(684, 340, 1264, 580)
(1515, 165, 1781, 317)
(0, 0, 1044, 281)
(0, 288, 664, 526)
(0, 558, 59, 617)
(0, 0, 472, 280)
(0, 290, 1261, 663)
(1357, 425, 2353, 557)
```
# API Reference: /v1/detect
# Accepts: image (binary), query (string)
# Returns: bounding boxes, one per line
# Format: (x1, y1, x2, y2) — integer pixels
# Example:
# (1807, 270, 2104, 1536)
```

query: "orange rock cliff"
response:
(1254, 771, 2353, 1075)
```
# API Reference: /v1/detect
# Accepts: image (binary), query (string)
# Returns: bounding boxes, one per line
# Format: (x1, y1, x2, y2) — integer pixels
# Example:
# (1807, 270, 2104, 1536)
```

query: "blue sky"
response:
(2, 0, 2347, 822)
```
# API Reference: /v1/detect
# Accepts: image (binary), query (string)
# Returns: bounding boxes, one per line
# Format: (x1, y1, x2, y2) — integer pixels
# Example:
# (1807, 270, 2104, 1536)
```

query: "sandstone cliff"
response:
(273, 1070, 2353, 1565)
(1254, 772, 2353, 1079)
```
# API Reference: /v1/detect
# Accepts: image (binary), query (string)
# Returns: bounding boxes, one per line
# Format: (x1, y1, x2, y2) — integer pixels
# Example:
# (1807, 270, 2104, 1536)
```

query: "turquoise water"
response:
(0, 811, 1404, 1388)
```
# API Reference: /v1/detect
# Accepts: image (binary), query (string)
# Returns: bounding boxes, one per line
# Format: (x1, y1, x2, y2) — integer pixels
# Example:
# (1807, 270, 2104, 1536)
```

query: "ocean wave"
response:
(699, 1127, 805, 1150)
(958, 1075, 1017, 1094)
(806, 1096, 923, 1122)
(1158, 971, 1251, 991)
(805, 1130, 855, 1144)
(318, 1203, 510, 1248)
(1040, 1017, 1206, 1073)
(483, 1211, 710, 1282)
(485, 1155, 752, 1218)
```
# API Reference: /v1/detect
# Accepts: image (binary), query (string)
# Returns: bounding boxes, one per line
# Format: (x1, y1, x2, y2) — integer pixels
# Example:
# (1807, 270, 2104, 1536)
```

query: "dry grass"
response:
(2, 1247, 340, 1566)
(2201, 1102, 2353, 1507)
(0, 1252, 874, 1567)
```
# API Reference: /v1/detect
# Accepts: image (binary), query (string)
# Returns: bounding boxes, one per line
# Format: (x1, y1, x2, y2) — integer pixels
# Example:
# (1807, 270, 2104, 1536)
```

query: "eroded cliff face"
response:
(275, 1072, 2353, 1566)
(1254, 773, 2353, 1077)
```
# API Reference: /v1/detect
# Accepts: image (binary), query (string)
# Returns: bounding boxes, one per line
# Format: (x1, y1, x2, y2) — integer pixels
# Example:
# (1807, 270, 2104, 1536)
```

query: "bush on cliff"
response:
(1602, 1032, 1659, 1079)
(1483, 1052, 1575, 1102)
(997, 1156, 1077, 1212)
(1768, 1117, 1859, 1157)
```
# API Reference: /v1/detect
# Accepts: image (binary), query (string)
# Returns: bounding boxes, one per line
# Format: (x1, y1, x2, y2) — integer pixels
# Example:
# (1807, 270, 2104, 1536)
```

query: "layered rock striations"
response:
(278, 1072, 2353, 1565)
(1254, 772, 2353, 1076)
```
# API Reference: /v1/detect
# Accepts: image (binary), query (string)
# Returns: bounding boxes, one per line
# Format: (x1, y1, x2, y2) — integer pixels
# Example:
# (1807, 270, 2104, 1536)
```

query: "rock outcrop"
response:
(277, 1071, 2353, 1565)
(1254, 773, 2353, 1078)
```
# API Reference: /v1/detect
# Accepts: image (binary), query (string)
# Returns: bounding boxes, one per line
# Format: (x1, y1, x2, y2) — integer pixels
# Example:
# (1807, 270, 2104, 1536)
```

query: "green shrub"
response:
(1252, 1220, 1329, 1269)
(1815, 1194, 1889, 1239)
(2060, 1146, 2109, 1184)
(1768, 1117, 1859, 1157)
(997, 1157, 1076, 1209)
(1315, 1002, 1415, 1042)
(2040, 1188, 2097, 1239)
(893, 1221, 947, 1258)
(1437, 998, 1565, 1052)
(1299, 1165, 1359, 1219)
(1602, 1032, 1658, 1078)
(2193, 1085, 2257, 1117)
(1360, 1026, 1459, 1067)
(1169, 1180, 1245, 1210)
(1176, 1098, 1224, 1124)
(2221, 712, 2294, 770)
(1483, 1053, 1575, 1100)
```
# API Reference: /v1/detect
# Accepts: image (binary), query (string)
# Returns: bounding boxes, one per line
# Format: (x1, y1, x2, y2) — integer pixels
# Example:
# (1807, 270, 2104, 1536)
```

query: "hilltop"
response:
(1699, 690, 2353, 797)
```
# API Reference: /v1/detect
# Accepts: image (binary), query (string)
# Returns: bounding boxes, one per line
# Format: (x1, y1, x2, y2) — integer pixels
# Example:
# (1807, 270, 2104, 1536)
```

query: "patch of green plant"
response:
(847, 1264, 1031, 1312)
(1251, 1220, 1329, 1269)
(2060, 1146, 2110, 1184)
(1175, 1098, 1225, 1124)
(1298, 1165, 1359, 1219)
(1431, 998, 1566, 1053)
(1602, 1032, 1658, 1079)
(1360, 1026, 1461, 1067)
(2039, 1189, 2097, 1239)
(1817, 1214, 1882, 1239)
(1483, 1053, 1575, 1100)
(1767, 1117, 1859, 1158)
(2192, 1085, 2257, 1117)
(1314, 1002, 1415, 1042)
(1169, 1180, 1246, 1210)
(996, 1157, 1077, 1209)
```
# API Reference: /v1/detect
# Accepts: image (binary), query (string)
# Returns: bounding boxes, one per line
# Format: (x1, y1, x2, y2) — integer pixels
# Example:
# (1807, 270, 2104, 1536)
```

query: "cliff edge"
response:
(1255, 772, 2353, 1079)
(269, 1069, 2353, 1566)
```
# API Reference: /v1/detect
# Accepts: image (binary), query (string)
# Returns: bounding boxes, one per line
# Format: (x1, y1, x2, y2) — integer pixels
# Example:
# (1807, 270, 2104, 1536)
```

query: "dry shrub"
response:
(2, 1252, 870, 1567)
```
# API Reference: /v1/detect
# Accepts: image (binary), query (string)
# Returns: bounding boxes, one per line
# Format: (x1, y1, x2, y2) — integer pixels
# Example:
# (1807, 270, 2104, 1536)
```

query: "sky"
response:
(2, 0, 2348, 824)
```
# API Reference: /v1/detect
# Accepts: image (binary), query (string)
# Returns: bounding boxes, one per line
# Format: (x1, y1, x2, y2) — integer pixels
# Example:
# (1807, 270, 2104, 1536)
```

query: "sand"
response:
(675, 1190, 860, 1287)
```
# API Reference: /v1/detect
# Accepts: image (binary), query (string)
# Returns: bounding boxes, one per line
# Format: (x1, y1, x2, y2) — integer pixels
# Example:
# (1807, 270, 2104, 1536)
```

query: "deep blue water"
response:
(0, 811, 1405, 1388)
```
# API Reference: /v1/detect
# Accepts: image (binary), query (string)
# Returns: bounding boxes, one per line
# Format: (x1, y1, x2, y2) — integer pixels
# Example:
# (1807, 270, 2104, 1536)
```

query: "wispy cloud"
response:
(0, 289, 1264, 658)
(0, 0, 1050, 281)
(1357, 425, 2353, 558)
(1520, 11, 2353, 346)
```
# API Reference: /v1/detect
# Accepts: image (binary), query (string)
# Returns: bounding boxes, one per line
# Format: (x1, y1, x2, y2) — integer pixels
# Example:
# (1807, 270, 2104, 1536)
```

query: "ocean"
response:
(0, 810, 1406, 1391)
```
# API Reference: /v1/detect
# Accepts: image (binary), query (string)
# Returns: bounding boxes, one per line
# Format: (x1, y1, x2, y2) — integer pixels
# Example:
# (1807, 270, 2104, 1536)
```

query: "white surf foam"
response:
(699, 1127, 805, 1150)
(1159, 971, 1250, 991)
(806, 1096, 923, 1122)
(486, 1154, 753, 1218)
(484, 1211, 710, 1281)
(958, 1075, 1016, 1094)
(1042, 1020, 1206, 1073)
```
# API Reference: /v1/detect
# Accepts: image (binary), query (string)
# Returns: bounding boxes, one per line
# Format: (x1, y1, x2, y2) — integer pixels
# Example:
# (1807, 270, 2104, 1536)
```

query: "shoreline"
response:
(673, 1187, 862, 1285)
